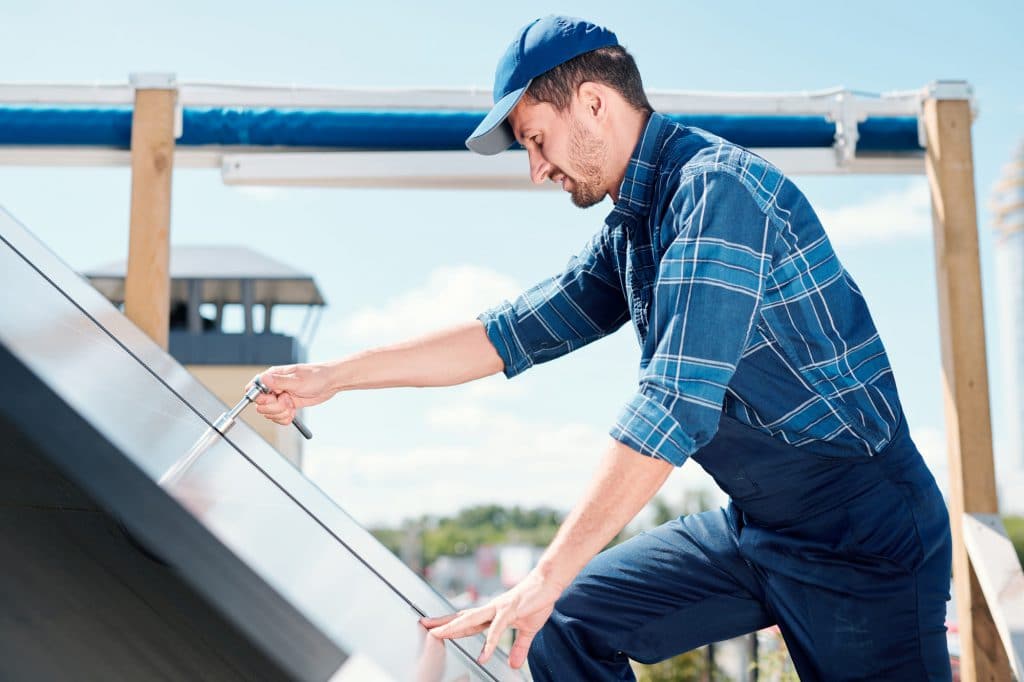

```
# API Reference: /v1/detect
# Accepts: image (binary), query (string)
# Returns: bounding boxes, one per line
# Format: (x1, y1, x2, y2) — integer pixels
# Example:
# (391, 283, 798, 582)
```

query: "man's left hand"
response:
(419, 569, 564, 669)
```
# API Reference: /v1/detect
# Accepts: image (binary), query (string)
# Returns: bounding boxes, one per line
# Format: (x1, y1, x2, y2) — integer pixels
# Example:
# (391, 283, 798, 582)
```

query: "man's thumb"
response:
(259, 371, 294, 392)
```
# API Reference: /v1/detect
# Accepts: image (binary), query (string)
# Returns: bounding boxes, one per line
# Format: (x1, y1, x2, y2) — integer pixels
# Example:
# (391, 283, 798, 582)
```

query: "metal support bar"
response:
(1, 81, 956, 116)
(220, 148, 925, 190)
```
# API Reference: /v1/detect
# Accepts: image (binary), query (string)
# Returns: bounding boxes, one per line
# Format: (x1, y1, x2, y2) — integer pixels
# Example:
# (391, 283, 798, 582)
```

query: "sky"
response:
(2, 0, 1023, 526)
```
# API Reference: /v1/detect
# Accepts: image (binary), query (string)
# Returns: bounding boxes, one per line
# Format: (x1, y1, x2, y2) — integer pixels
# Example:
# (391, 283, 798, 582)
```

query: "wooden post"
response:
(924, 88, 1012, 681)
(124, 73, 177, 350)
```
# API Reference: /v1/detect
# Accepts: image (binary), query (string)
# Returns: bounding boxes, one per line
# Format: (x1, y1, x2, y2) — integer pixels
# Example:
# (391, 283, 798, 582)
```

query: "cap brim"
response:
(465, 85, 529, 156)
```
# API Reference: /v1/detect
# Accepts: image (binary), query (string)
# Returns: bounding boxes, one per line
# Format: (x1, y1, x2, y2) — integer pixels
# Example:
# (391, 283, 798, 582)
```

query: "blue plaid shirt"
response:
(479, 113, 902, 466)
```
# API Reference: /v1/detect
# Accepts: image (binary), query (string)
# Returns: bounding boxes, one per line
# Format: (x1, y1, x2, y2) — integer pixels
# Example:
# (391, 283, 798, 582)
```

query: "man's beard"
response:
(566, 117, 608, 208)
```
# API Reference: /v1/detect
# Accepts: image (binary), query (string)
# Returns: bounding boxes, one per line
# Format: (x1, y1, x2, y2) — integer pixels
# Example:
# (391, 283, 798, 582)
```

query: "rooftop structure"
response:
(85, 245, 325, 467)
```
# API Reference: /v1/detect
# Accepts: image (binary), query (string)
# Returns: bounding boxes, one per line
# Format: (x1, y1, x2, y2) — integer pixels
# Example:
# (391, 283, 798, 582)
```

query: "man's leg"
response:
(528, 506, 774, 682)
(741, 476, 953, 681)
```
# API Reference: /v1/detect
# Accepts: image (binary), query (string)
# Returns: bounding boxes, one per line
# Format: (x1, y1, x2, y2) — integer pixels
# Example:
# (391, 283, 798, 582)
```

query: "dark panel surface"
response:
(0, 416, 294, 681)
(0, 344, 344, 681)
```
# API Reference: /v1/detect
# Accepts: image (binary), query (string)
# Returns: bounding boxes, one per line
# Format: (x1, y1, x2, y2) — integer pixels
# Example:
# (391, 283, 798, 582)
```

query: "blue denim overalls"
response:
(528, 411, 952, 681)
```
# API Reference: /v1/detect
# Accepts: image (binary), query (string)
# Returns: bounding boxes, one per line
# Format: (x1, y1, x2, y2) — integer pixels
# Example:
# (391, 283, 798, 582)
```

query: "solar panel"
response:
(0, 207, 525, 681)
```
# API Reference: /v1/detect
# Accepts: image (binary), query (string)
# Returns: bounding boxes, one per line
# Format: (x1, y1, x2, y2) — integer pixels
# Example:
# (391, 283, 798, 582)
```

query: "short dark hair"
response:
(524, 45, 653, 114)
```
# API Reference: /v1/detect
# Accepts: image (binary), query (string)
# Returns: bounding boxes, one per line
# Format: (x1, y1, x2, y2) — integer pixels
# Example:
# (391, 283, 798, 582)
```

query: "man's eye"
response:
(532, 136, 542, 147)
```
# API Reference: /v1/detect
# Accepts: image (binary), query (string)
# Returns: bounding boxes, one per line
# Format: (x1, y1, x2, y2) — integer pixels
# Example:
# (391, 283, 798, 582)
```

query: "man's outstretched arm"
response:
(422, 439, 673, 669)
(252, 320, 504, 423)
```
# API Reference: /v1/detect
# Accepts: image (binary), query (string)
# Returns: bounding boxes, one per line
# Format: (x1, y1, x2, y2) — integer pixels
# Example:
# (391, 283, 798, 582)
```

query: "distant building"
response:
(425, 543, 544, 604)
(994, 141, 1024, 468)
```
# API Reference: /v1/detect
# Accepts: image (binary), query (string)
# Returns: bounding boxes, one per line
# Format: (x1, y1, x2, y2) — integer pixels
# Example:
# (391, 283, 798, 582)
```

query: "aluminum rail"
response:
(0, 80, 961, 116)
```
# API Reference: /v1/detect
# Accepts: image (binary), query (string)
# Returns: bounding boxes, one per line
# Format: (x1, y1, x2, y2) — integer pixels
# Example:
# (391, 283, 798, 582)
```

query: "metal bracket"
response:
(129, 72, 182, 139)
(827, 90, 866, 167)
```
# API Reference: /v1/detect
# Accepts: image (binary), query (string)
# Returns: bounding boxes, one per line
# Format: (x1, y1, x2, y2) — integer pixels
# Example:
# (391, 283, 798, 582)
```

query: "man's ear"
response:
(576, 82, 606, 121)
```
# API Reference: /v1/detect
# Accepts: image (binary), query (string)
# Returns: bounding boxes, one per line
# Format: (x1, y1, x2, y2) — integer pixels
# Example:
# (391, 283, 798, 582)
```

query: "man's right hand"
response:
(251, 363, 336, 426)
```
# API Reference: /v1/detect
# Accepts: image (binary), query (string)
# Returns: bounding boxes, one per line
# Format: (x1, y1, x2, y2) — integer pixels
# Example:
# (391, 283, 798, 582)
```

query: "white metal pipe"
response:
(0, 146, 926, 178)
(219, 148, 925, 188)
(0, 81, 961, 118)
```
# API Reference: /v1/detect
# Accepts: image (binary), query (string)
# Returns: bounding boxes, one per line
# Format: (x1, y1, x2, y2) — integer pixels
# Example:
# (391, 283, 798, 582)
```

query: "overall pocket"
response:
(841, 478, 924, 574)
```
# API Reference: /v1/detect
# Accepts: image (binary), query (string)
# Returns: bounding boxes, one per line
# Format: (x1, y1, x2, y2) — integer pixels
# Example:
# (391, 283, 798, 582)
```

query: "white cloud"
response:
(332, 265, 521, 345)
(818, 180, 932, 248)
(303, 399, 721, 527)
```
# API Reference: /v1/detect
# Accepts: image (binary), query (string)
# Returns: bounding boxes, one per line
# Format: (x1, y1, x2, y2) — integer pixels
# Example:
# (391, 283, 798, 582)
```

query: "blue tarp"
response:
(0, 106, 923, 152)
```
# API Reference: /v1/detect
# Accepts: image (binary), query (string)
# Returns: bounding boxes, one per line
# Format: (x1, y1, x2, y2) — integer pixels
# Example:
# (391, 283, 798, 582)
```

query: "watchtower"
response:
(86, 245, 325, 467)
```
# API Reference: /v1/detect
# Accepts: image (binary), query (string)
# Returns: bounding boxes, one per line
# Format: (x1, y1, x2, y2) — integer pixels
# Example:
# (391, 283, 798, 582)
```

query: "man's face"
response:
(507, 97, 609, 208)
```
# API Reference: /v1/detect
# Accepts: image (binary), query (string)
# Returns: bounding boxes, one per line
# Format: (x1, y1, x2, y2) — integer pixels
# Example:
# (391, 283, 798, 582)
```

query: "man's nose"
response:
(528, 148, 552, 185)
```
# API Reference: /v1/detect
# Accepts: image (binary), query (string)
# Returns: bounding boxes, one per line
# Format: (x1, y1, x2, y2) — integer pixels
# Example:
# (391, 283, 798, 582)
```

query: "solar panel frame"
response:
(0, 207, 524, 681)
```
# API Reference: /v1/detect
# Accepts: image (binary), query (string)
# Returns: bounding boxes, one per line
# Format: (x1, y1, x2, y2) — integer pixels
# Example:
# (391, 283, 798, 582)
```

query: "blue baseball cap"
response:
(465, 15, 619, 156)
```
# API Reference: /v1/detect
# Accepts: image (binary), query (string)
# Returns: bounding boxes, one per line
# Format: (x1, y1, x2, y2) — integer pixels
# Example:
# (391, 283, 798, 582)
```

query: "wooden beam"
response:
(924, 96, 1012, 682)
(124, 75, 176, 350)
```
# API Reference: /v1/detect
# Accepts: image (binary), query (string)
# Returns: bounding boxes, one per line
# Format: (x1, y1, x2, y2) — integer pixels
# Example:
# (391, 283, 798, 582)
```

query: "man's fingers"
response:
(429, 607, 494, 640)
(478, 609, 513, 665)
(434, 621, 488, 640)
(508, 629, 537, 669)
(253, 391, 275, 406)
(419, 613, 459, 629)
(256, 399, 287, 418)
(255, 394, 295, 424)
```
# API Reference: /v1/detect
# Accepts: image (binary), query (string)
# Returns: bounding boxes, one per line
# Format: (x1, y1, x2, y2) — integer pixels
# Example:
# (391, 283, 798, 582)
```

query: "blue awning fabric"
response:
(0, 106, 923, 152)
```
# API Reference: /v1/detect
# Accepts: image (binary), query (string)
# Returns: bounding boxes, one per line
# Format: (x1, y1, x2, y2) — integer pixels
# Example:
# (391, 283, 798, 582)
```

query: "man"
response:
(253, 15, 952, 681)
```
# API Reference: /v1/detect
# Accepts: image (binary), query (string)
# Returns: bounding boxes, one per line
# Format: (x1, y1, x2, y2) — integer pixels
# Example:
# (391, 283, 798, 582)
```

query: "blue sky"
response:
(2, 1, 1023, 524)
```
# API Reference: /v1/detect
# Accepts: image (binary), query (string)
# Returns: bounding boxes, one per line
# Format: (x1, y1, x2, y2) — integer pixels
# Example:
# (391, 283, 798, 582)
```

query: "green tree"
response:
(633, 648, 727, 682)
(648, 489, 715, 527)
(1003, 515, 1024, 568)
(371, 504, 566, 566)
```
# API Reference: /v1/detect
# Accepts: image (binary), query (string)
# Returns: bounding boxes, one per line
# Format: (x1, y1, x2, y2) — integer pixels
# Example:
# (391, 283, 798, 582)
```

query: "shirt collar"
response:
(607, 112, 672, 224)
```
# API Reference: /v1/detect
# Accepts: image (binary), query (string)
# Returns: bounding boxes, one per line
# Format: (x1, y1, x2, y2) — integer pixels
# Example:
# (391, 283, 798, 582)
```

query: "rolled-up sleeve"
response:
(610, 171, 777, 466)
(478, 226, 630, 378)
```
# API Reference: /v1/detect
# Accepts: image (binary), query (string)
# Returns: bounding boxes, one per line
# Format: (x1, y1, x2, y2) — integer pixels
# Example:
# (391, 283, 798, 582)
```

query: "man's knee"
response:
(528, 605, 632, 682)
(532, 574, 625, 661)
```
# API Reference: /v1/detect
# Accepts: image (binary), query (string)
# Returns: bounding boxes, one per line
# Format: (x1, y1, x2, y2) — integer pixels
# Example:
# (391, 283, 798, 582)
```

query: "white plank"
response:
(962, 513, 1024, 681)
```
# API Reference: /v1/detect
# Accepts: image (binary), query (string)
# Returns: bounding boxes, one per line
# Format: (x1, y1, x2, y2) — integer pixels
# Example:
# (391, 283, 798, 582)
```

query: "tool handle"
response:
(292, 416, 313, 440)
(252, 377, 312, 439)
